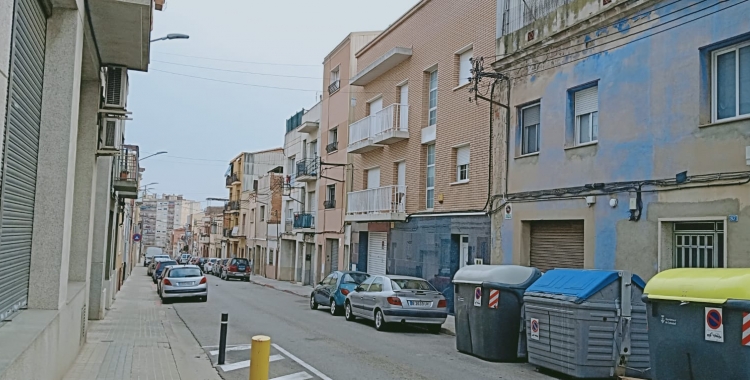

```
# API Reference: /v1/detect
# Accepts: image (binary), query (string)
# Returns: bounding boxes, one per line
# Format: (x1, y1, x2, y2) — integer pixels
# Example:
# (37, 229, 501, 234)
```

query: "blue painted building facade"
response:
(490, 0, 750, 279)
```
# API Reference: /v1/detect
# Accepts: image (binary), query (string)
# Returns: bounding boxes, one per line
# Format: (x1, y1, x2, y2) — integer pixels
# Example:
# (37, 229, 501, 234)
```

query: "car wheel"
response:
(309, 295, 318, 310)
(345, 302, 356, 321)
(374, 310, 387, 331)
(330, 299, 339, 316)
(426, 324, 442, 334)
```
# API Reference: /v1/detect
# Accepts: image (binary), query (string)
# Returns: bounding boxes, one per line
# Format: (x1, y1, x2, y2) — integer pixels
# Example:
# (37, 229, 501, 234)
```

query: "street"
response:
(167, 275, 555, 380)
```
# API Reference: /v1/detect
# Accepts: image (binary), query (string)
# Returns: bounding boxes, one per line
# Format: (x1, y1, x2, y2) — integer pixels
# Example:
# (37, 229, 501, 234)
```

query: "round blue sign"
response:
(707, 309, 722, 329)
(133, 234, 141, 242)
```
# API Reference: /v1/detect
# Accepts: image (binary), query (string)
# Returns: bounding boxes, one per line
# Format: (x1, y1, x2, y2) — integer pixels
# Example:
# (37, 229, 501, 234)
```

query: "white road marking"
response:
(217, 355, 284, 372)
(202, 343, 251, 348)
(209, 344, 252, 355)
(272, 344, 332, 380)
(270, 372, 313, 380)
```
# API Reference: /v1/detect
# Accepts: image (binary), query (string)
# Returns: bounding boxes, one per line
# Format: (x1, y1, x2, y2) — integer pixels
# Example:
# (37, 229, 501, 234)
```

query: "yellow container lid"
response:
(644, 268, 750, 304)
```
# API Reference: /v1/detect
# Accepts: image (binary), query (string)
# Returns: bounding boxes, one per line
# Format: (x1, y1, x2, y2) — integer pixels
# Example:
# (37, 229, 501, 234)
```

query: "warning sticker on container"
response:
(530, 318, 540, 341)
(742, 312, 750, 347)
(705, 307, 724, 343)
(474, 287, 482, 307)
(488, 289, 499, 309)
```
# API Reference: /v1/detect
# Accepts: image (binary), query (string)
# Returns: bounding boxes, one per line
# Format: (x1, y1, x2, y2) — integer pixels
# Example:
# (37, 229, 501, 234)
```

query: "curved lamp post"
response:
(150, 33, 190, 43)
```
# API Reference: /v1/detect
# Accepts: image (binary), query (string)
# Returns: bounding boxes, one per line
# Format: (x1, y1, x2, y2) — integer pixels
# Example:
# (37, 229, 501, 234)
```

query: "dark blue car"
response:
(310, 271, 369, 316)
(152, 260, 177, 284)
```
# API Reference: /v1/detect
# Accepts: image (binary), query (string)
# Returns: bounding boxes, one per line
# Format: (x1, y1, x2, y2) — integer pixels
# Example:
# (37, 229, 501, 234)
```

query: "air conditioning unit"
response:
(104, 66, 128, 109)
(97, 117, 123, 156)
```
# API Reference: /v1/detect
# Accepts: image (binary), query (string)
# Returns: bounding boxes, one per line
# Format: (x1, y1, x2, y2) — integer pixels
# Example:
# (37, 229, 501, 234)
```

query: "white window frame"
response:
(520, 103, 541, 155)
(426, 144, 435, 210)
(574, 86, 599, 145)
(712, 41, 750, 122)
(327, 184, 335, 203)
(455, 145, 470, 182)
(428, 70, 438, 127)
(457, 47, 473, 86)
(330, 65, 340, 85)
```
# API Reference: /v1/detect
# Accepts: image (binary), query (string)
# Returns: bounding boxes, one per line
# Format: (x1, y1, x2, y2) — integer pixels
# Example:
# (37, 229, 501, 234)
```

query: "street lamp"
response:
(150, 33, 190, 43)
(139, 151, 167, 161)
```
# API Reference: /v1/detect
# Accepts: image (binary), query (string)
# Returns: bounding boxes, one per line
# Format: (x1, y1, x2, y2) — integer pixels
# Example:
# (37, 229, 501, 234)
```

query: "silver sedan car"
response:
(158, 265, 208, 303)
(344, 275, 447, 333)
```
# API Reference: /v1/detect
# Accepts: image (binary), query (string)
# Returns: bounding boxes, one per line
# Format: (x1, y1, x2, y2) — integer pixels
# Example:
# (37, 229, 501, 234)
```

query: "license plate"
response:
(238, 265, 246, 271)
(407, 300, 432, 307)
(178, 282, 195, 287)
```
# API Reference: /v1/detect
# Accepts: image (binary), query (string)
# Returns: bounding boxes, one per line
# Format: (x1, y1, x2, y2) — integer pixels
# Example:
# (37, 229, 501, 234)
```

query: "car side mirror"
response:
(355, 286, 363, 292)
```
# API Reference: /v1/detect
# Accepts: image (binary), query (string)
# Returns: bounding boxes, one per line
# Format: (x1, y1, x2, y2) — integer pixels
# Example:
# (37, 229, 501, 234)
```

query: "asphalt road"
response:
(166, 274, 559, 380)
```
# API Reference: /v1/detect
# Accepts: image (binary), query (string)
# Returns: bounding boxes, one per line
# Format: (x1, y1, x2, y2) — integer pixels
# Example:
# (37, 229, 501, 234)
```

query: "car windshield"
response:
(168, 268, 202, 278)
(158, 261, 177, 270)
(391, 279, 436, 291)
(342, 273, 369, 284)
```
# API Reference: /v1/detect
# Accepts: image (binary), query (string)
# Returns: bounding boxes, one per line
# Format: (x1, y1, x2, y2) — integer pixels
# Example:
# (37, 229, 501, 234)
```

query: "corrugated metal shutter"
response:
(367, 232, 387, 275)
(457, 146, 470, 166)
(0, 0, 47, 321)
(574, 86, 598, 116)
(530, 221, 584, 272)
(330, 239, 339, 272)
(523, 104, 540, 126)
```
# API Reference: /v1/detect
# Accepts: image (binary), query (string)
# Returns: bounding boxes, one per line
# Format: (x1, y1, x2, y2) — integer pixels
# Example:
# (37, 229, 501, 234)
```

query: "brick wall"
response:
(350, 0, 496, 213)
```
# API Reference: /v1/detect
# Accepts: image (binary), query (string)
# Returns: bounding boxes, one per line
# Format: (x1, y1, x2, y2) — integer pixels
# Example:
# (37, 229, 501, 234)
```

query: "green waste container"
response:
(643, 268, 750, 380)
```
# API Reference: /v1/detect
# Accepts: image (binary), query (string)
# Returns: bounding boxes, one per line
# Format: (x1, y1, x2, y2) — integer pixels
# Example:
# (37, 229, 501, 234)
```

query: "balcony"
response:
(346, 185, 407, 222)
(324, 199, 336, 209)
(226, 173, 240, 187)
(225, 201, 240, 213)
(293, 212, 316, 230)
(325, 141, 338, 154)
(113, 147, 139, 199)
(199, 235, 210, 244)
(284, 219, 293, 234)
(298, 120, 319, 133)
(295, 158, 318, 182)
(87, 0, 152, 71)
(328, 80, 340, 95)
(347, 104, 409, 154)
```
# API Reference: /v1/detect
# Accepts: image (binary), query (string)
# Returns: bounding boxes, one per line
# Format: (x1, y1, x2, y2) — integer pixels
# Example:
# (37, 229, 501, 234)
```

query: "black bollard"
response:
(218, 313, 228, 365)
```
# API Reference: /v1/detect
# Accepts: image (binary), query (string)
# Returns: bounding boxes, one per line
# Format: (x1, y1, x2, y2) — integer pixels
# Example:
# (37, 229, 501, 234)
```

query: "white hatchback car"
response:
(158, 265, 208, 303)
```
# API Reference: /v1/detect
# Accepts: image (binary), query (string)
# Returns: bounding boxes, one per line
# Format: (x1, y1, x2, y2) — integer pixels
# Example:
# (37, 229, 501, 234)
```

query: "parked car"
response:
(344, 275, 447, 333)
(178, 253, 191, 264)
(204, 258, 217, 274)
(152, 260, 177, 284)
(147, 255, 171, 276)
(310, 271, 370, 316)
(144, 247, 164, 267)
(158, 265, 208, 303)
(221, 258, 250, 281)
(213, 259, 228, 276)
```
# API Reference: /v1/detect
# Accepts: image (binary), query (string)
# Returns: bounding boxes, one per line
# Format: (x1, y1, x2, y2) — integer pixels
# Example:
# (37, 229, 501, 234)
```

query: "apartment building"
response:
(140, 194, 198, 255)
(280, 104, 321, 284)
(0, 0, 159, 377)
(489, 0, 750, 279)
(316, 32, 381, 279)
(223, 149, 285, 258)
(345, 0, 496, 309)
(247, 172, 283, 278)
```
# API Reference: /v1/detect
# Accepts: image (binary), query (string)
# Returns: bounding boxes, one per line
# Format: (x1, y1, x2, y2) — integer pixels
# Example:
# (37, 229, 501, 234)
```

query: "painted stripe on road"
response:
(272, 344, 332, 380)
(217, 355, 284, 372)
(270, 372, 313, 380)
(209, 344, 252, 355)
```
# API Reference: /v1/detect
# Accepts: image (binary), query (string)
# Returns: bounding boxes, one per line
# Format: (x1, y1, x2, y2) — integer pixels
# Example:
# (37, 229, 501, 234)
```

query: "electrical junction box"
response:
(629, 198, 638, 210)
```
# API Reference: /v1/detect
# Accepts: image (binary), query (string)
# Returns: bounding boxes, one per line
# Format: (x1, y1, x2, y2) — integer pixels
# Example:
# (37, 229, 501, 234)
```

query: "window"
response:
(713, 42, 750, 121)
(260, 205, 265, 221)
(673, 222, 725, 268)
(573, 86, 599, 144)
(428, 70, 438, 126)
(325, 184, 336, 209)
(369, 277, 383, 292)
(521, 103, 541, 155)
(359, 276, 375, 291)
(426, 144, 435, 209)
(458, 48, 473, 86)
(326, 128, 338, 153)
(330, 66, 340, 85)
(456, 145, 470, 182)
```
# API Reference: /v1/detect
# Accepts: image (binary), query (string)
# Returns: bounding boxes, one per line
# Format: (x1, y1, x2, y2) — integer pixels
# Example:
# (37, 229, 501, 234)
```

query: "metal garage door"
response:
(530, 221, 584, 272)
(0, 0, 47, 321)
(367, 232, 387, 276)
(329, 239, 339, 272)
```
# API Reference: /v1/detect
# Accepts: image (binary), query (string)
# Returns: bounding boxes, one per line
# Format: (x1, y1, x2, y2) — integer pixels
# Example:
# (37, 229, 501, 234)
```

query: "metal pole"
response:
(218, 313, 228, 365)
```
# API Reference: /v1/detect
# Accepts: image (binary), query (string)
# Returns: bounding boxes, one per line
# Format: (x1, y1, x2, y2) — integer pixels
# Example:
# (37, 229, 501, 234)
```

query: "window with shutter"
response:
(574, 86, 599, 145)
(456, 146, 470, 182)
(458, 48, 473, 86)
(521, 104, 541, 154)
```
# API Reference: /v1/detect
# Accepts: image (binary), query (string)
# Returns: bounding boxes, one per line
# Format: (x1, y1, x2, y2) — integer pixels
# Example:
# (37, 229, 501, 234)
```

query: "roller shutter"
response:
(367, 232, 386, 275)
(0, 0, 47, 321)
(329, 239, 339, 272)
(529, 221, 584, 272)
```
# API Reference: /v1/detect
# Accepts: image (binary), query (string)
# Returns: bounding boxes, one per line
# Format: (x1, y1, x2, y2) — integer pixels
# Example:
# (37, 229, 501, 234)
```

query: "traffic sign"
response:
(705, 307, 724, 343)
(473, 287, 482, 307)
(530, 318, 540, 341)
(133, 234, 141, 242)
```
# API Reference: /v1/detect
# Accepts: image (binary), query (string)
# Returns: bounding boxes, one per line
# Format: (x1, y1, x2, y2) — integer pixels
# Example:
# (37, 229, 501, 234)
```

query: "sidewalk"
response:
(248, 275, 457, 335)
(63, 266, 221, 380)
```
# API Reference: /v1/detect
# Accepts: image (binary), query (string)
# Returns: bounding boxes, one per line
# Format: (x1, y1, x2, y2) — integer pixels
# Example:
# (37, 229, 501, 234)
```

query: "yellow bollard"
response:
(249, 335, 271, 380)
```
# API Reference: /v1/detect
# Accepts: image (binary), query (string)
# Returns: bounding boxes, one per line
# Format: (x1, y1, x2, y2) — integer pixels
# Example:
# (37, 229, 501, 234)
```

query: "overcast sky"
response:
(128, 0, 419, 207)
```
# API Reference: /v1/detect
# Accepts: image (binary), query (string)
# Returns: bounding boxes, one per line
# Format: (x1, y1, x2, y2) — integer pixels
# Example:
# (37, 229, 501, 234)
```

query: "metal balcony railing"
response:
(348, 104, 408, 151)
(346, 185, 406, 216)
(325, 141, 338, 153)
(225, 201, 240, 212)
(295, 158, 319, 179)
(328, 80, 340, 95)
(226, 173, 239, 186)
(114, 147, 139, 183)
(293, 212, 316, 229)
(324, 199, 336, 209)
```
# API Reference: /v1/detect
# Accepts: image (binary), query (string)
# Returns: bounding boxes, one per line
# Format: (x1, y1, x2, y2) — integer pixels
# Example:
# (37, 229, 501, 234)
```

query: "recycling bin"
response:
(643, 268, 750, 380)
(524, 269, 651, 379)
(452, 265, 541, 361)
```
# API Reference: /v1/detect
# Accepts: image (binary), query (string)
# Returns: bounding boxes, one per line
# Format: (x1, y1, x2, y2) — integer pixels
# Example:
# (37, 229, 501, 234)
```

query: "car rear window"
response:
(391, 279, 436, 291)
(169, 268, 202, 278)
(232, 259, 249, 265)
(158, 261, 177, 269)
(342, 273, 369, 284)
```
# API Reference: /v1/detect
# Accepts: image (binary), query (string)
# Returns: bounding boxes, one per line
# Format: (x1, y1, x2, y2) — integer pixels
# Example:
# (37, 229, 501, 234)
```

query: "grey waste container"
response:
(524, 269, 651, 379)
(453, 265, 541, 362)
(643, 268, 750, 380)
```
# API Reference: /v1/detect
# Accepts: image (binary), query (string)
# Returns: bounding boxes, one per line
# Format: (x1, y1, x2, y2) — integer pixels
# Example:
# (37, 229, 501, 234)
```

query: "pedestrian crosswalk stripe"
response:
(209, 344, 252, 356)
(217, 354, 284, 372)
(270, 372, 313, 380)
